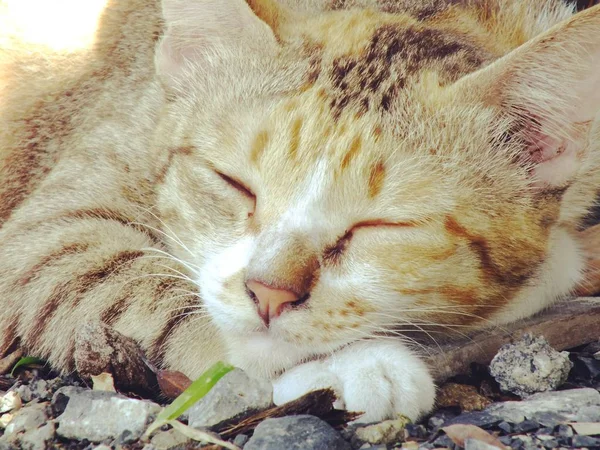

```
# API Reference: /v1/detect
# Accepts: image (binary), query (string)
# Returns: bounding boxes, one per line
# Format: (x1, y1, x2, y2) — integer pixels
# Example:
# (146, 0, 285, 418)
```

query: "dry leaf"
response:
(167, 420, 240, 450)
(157, 370, 192, 399)
(569, 422, 600, 436)
(442, 424, 508, 449)
(92, 372, 116, 392)
(0, 391, 21, 414)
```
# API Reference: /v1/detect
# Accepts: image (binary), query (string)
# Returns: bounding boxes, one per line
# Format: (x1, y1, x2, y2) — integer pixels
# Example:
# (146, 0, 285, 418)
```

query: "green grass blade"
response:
(145, 361, 235, 437)
(10, 356, 45, 376)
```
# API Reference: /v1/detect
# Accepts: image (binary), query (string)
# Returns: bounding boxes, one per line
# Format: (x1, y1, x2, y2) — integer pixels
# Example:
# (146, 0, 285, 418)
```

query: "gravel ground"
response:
(0, 340, 599, 450)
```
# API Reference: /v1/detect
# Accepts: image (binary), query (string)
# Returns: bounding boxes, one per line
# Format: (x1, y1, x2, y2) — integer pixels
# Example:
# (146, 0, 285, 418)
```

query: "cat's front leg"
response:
(272, 340, 435, 423)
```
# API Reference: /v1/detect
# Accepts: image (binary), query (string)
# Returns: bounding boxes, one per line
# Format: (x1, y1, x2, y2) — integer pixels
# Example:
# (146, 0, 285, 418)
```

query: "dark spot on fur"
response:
(325, 24, 489, 119)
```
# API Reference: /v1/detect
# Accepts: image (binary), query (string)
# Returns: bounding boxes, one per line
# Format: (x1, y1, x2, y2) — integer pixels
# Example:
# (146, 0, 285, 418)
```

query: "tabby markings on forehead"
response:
(323, 24, 488, 119)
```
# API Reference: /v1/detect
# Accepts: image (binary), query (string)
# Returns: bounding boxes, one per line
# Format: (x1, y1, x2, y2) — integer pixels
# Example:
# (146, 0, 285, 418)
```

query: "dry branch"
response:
(426, 297, 600, 382)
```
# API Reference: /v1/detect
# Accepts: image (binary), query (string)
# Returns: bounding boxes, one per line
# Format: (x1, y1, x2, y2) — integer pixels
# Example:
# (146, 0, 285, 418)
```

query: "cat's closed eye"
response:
(215, 171, 256, 217)
(324, 220, 418, 263)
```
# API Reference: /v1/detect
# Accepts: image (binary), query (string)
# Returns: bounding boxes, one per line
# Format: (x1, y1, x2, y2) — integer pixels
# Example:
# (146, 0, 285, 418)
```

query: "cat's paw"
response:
(272, 340, 435, 423)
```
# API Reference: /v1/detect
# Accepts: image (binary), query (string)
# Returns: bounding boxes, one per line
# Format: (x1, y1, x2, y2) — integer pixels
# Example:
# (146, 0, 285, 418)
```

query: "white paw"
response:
(272, 340, 435, 423)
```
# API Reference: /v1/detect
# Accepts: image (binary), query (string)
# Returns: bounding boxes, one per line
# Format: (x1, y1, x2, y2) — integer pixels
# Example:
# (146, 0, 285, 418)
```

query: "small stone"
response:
(3, 403, 48, 437)
(498, 436, 511, 446)
(432, 434, 455, 448)
(16, 385, 32, 403)
(54, 386, 160, 442)
(0, 391, 21, 413)
(437, 383, 492, 412)
(556, 424, 574, 438)
(187, 369, 273, 429)
(244, 415, 351, 450)
(92, 446, 113, 450)
(535, 428, 554, 436)
(497, 421, 512, 434)
(354, 414, 410, 445)
(511, 435, 533, 449)
(442, 410, 501, 429)
(20, 422, 55, 450)
(464, 438, 505, 450)
(541, 439, 558, 449)
(484, 388, 600, 424)
(405, 424, 427, 440)
(571, 435, 600, 447)
(150, 428, 191, 450)
(233, 434, 250, 447)
(0, 413, 13, 429)
(428, 416, 445, 432)
(30, 379, 50, 401)
(489, 334, 572, 398)
(533, 411, 569, 428)
(594, 351, 600, 360)
(513, 419, 539, 433)
(569, 422, 600, 436)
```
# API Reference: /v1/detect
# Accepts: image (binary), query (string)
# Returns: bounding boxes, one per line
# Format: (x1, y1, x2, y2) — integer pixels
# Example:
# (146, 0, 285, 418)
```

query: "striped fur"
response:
(1, 0, 599, 421)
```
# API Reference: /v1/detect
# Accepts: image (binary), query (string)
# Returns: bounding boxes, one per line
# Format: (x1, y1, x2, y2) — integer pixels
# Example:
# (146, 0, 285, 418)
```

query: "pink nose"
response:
(246, 280, 300, 325)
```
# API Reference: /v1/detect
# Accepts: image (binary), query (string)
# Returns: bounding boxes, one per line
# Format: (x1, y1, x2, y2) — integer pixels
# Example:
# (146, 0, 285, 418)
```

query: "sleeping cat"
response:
(1, 0, 599, 423)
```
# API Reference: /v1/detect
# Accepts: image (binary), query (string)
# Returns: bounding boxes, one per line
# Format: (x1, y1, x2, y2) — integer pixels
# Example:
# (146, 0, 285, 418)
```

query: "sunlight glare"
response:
(1, 0, 109, 51)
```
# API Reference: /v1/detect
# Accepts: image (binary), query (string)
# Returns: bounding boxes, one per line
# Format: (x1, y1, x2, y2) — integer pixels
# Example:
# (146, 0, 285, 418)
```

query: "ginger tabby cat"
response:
(1, 0, 599, 422)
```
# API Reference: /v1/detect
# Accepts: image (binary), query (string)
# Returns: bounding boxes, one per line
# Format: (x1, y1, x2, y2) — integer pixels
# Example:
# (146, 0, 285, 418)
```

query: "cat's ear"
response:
(156, 0, 285, 88)
(451, 5, 600, 189)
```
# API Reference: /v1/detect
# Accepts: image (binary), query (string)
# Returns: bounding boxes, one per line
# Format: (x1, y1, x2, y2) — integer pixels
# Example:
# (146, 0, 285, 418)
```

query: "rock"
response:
(512, 419, 539, 433)
(244, 415, 351, 450)
(16, 385, 32, 403)
(354, 414, 410, 445)
(187, 369, 272, 429)
(569, 422, 600, 436)
(150, 428, 191, 450)
(20, 422, 55, 450)
(571, 435, 600, 447)
(489, 334, 572, 397)
(92, 446, 113, 450)
(556, 424, 574, 438)
(484, 388, 600, 424)
(442, 410, 502, 429)
(0, 391, 21, 413)
(3, 402, 48, 437)
(464, 438, 505, 450)
(233, 434, 250, 447)
(54, 386, 160, 442)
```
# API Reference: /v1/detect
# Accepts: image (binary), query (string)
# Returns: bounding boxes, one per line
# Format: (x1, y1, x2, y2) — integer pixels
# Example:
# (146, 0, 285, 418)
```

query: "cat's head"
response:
(152, 0, 600, 376)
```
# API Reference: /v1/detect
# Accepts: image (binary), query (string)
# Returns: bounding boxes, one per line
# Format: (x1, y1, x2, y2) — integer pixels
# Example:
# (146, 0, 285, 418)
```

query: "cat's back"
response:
(0, 0, 162, 225)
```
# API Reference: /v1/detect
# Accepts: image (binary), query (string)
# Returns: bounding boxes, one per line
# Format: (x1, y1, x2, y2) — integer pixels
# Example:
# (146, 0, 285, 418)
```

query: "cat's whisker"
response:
(139, 249, 202, 274)
(129, 220, 195, 258)
(129, 204, 195, 258)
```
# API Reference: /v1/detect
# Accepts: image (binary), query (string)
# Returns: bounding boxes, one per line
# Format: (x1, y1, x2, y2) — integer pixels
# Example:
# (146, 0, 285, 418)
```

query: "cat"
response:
(1, 0, 599, 423)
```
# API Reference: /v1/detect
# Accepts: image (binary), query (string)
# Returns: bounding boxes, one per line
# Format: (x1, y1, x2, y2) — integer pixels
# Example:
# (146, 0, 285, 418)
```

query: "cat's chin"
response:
(224, 332, 336, 379)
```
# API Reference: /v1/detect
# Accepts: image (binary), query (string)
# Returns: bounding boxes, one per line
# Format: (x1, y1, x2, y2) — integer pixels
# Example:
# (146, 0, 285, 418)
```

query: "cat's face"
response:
(153, 1, 600, 375)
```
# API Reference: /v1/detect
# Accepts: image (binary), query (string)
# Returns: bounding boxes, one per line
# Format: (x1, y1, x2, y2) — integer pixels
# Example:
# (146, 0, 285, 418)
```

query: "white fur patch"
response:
(198, 236, 255, 330)
(272, 340, 436, 423)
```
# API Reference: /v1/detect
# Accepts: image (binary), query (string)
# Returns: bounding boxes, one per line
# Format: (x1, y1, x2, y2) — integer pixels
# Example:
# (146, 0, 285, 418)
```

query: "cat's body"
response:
(1, 0, 599, 422)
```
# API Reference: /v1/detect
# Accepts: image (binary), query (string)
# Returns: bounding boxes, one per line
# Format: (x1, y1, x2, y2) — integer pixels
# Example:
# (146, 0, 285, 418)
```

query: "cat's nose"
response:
(245, 280, 303, 325)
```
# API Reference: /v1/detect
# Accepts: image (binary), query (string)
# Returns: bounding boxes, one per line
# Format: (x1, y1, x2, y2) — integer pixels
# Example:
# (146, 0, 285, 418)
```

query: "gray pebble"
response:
(233, 434, 250, 447)
(3, 402, 48, 437)
(20, 422, 56, 450)
(244, 415, 351, 450)
(464, 439, 503, 450)
(571, 435, 600, 447)
(490, 334, 572, 397)
(484, 388, 600, 423)
(54, 386, 160, 442)
(187, 369, 272, 429)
